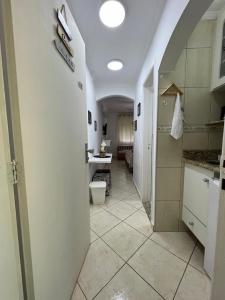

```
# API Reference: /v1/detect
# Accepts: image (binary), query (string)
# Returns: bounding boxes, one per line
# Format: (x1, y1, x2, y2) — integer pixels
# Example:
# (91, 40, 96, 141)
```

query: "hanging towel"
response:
(170, 93, 183, 140)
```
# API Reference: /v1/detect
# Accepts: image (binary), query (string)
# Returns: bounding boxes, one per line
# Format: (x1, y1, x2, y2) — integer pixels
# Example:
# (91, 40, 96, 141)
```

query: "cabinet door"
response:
(211, 7, 225, 90)
(183, 165, 211, 225)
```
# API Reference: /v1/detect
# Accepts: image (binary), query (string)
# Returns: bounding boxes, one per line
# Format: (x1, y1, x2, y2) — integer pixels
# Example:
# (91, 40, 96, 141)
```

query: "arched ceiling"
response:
(99, 96, 134, 113)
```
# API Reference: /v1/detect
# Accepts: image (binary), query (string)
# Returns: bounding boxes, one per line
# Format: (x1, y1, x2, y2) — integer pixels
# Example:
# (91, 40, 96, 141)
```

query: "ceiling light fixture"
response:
(99, 0, 126, 28)
(107, 60, 124, 71)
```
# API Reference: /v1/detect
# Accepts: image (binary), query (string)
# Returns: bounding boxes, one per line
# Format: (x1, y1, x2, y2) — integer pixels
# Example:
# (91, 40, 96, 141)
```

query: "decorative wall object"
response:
(55, 5, 75, 72)
(160, 83, 183, 96)
(134, 120, 137, 131)
(57, 24, 74, 57)
(137, 103, 141, 117)
(94, 120, 97, 131)
(88, 111, 92, 125)
(57, 5, 73, 41)
(54, 39, 75, 71)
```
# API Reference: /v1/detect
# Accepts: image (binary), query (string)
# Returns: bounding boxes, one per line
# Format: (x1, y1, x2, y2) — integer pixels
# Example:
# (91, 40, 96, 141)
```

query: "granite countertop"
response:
(183, 158, 220, 172)
(183, 150, 221, 173)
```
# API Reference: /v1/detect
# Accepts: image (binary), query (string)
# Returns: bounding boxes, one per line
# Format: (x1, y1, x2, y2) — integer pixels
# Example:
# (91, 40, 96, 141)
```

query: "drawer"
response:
(183, 164, 211, 225)
(182, 206, 206, 246)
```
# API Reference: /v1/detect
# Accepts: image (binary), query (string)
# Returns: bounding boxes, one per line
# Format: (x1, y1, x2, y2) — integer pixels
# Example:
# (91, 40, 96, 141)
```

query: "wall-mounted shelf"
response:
(206, 120, 224, 127)
(161, 83, 183, 96)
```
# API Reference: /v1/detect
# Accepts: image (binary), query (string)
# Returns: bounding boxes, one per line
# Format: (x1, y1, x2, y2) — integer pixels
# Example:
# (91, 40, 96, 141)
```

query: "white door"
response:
(3, 1, 90, 299)
(143, 85, 153, 220)
(0, 43, 23, 300)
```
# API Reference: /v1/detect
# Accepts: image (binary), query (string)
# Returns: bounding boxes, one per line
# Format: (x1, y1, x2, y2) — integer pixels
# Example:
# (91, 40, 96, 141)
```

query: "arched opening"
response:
(154, 2, 225, 299)
(99, 96, 134, 157)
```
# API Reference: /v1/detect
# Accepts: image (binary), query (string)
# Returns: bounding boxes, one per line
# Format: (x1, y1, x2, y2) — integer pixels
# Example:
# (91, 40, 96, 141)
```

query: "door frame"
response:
(142, 68, 155, 224)
(0, 29, 24, 300)
(210, 122, 225, 299)
(0, 1, 34, 299)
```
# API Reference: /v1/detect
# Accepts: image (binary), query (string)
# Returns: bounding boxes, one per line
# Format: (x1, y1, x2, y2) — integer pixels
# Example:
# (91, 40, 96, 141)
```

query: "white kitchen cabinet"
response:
(182, 164, 213, 246)
(211, 6, 225, 90)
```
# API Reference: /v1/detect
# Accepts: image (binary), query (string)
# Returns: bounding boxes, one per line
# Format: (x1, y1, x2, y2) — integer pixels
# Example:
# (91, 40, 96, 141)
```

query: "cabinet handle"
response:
(202, 178, 209, 183)
(189, 221, 194, 226)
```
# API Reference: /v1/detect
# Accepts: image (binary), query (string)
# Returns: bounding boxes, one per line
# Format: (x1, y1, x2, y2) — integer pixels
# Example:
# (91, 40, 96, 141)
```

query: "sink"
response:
(93, 155, 111, 158)
(206, 160, 220, 165)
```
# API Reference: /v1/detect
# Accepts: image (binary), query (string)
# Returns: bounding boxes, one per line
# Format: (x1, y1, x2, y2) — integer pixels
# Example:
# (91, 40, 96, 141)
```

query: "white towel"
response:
(170, 93, 183, 140)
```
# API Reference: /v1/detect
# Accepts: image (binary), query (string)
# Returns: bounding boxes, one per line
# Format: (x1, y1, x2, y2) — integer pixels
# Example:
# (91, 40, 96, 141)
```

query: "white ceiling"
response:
(100, 97, 134, 113)
(67, 0, 166, 88)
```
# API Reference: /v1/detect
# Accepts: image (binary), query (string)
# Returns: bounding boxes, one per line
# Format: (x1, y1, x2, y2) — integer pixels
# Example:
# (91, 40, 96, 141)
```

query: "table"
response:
(88, 153, 112, 164)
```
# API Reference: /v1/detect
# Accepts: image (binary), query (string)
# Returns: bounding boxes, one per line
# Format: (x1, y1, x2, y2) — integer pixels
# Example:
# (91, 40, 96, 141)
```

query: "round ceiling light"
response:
(99, 1, 126, 28)
(107, 60, 124, 71)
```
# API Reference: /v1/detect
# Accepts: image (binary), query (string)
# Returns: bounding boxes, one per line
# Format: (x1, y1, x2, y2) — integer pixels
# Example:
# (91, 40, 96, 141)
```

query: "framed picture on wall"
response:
(88, 111, 92, 125)
(137, 103, 141, 117)
(134, 120, 137, 131)
(94, 120, 97, 131)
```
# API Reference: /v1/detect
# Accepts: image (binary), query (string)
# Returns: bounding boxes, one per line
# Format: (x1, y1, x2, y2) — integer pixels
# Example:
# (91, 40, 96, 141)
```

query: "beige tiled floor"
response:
(72, 160, 211, 300)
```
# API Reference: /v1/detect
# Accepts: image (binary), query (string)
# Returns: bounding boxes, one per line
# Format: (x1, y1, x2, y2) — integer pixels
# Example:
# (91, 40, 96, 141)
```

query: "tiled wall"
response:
(155, 20, 225, 232)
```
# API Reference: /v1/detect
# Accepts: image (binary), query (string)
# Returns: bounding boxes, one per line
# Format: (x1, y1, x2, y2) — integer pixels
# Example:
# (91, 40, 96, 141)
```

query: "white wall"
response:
(133, 0, 213, 204)
(133, 0, 189, 198)
(86, 68, 103, 179)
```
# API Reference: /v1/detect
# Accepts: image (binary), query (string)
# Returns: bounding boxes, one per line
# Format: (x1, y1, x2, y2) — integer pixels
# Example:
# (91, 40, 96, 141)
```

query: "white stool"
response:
(89, 181, 106, 205)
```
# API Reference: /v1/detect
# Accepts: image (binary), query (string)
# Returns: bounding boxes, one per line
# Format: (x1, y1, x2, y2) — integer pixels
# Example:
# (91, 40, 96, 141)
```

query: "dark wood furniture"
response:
(117, 145, 133, 160)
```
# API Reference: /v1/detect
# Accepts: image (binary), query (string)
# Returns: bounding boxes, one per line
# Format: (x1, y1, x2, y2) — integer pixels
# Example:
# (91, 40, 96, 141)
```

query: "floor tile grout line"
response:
(98, 204, 150, 239)
(105, 191, 139, 204)
(90, 227, 103, 237)
(90, 229, 205, 299)
(188, 262, 207, 275)
(172, 243, 197, 299)
(91, 263, 126, 300)
(103, 205, 139, 221)
(77, 282, 88, 300)
(100, 217, 148, 240)
(119, 219, 150, 238)
(100, 229, 148, 263)
(74, 243, 93, 300)
(125, 232, 154, 263)
(124, 204, 144, 210)
(90, 197, 123, 213)
(187, 242, 209, 276)
(148, 236, 196, 265)
(92, 237, 164, 300)
(100, 238, 127, 263)
(123, 216, 153, 238)
(127, 263, 166, 300)
(91, 217, 123, 238)
(93, 205, 143, 238)
(88, 162, 163, 299)
(91, 191, 139, 213)
(89, 162, 208, 299)
(90, 195, 148, 239)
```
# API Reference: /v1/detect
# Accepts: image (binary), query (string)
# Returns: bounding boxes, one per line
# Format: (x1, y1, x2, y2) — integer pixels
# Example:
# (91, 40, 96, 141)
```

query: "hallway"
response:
(72, 161, 211, 300)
